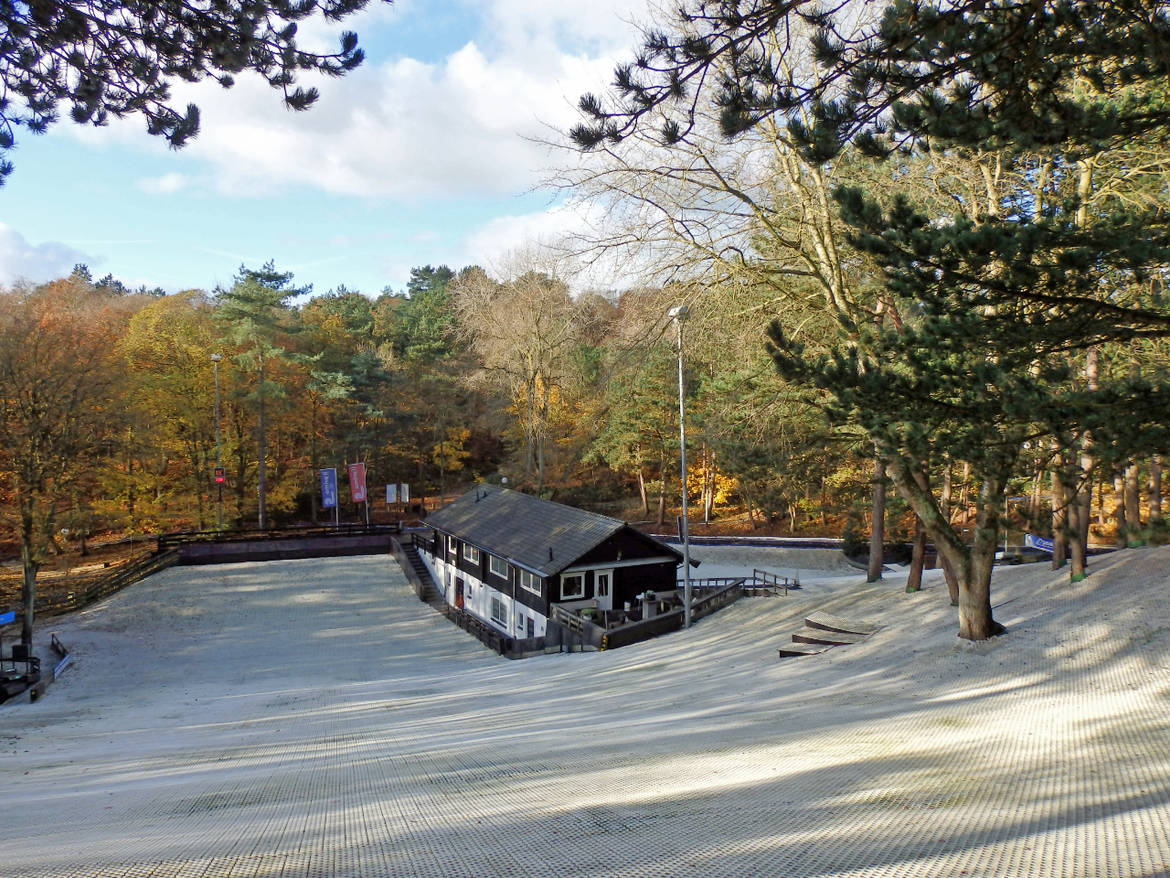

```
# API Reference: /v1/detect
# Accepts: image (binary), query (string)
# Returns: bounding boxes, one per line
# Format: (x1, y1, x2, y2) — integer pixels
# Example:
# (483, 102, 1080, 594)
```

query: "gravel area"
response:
(2, 545, 1168, 877)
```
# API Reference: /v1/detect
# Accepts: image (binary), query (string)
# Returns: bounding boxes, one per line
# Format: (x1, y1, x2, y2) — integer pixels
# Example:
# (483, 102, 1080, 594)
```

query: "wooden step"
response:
(804, 611, 878, 636)
(791, 626, 869, 646)
(777, 641, 831, 658)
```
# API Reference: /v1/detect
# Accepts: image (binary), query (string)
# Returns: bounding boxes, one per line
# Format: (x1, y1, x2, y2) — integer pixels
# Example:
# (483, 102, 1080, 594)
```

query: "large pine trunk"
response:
(906, 513, 926, 592)
(888, 458, 1002, 640)
(868, 456, 886, 583)
(1124, 463, 1141, 544)
(1051, 467, 1066, 570)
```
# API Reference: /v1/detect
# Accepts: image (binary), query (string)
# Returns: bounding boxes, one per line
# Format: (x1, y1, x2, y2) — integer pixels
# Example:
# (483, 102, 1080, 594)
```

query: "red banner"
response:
(347, 462, 367, 503)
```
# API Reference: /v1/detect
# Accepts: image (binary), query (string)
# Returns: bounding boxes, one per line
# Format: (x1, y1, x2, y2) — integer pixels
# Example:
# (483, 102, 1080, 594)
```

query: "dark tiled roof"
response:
(426, 485, 635, 576)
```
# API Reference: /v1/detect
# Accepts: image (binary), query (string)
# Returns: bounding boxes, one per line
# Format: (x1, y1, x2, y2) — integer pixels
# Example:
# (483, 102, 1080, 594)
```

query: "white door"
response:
(595, 569, 614, 611)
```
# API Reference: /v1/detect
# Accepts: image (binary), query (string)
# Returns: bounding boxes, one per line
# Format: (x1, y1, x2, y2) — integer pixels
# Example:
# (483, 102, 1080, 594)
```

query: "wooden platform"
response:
(778, 612, 877, 658)
(776, 641, 831, 658)
(804, 611, 879, 636)
(791, 626, 870, 646)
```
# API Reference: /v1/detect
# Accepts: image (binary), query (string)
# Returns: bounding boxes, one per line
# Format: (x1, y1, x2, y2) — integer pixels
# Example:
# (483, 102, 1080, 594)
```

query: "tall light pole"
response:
(211, 353, 223, 532)
(668, 305, 693, 628)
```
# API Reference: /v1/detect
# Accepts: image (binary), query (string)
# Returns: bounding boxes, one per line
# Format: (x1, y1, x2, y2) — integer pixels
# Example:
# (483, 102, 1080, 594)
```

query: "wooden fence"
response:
(32, 549, 181, 617)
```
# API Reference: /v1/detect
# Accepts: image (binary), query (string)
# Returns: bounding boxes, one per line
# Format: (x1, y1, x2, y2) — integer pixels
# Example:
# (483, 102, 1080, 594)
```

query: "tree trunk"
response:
(1051, 468, 1066, 570)
(1074, 347, 1098, 580)
(886, 457, 1002, 639)
(867, 456, 886, 583)
(657, 458, 666, 526)
(257, 356, 268, 530)
(963, 486, 1005, 640)
(637, 469, 649, 517)
(536, 435, 545, 495)
(941, 461, 953, 525)
(1029, 465, 1042, 522)
(905, 466, 931, 592)
(309, 400, 319, 525)
(1064, 473, 1087, 580)
(1150, 455, 1163, 520)
(1124, 462, 1141, 544)
(703, 447, 714, 523)
(938, 460, 960, 604)
(958, 461, 971, 523)
(1113, 471, 1127, 548)
(906, 513, 927, 592)
(19, 510, 38, 650)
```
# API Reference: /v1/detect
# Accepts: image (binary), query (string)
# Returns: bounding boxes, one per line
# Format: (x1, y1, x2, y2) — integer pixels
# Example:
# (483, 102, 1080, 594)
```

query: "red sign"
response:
(347, 462, 367, 503)
(213, 466, 226, 484)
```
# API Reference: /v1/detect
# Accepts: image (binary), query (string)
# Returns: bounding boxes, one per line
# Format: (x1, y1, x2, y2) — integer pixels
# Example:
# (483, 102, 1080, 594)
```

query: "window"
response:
(489, 555, 509, 578)
(490, 596, 507, 627)
(447, 536, 458, 558)
(561, 573, 585, 600)
(526, 616, 535, 638)
(463, 543, 480, 564)
(519, 570, 541, 596)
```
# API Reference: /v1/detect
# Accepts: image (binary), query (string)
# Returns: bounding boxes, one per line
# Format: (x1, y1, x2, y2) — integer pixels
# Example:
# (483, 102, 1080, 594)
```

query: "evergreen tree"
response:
(216, 262, 309, 529)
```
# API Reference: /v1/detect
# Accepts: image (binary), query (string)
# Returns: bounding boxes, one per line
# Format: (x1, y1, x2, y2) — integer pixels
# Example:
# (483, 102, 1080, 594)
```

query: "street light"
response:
(668, 304, 693, 629)
(211, 353, 223, 532)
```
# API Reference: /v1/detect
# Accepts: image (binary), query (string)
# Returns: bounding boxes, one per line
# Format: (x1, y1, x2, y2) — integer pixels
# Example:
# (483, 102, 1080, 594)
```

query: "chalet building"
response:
(417, 485, 682, 640)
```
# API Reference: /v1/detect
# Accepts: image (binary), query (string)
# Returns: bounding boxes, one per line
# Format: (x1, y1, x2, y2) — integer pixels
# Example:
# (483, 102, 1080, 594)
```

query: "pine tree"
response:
(216, 262, 309, 529)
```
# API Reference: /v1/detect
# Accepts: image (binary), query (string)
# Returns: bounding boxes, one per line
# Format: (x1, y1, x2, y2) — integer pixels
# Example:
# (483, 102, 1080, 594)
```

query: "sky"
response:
(0, 0, 653, 296)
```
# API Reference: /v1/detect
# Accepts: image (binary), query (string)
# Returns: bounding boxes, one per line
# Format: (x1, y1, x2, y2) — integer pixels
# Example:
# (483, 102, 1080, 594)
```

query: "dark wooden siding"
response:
(614, 561, 677, 607)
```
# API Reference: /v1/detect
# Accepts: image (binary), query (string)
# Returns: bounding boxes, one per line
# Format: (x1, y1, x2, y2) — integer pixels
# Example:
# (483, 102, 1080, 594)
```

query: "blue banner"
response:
(1025, 533, 1054, 553)
(320, 467, 338, 509)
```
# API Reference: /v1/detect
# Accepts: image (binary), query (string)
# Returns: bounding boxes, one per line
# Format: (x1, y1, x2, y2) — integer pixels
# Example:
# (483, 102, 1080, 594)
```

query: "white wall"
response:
(420, 547, 547, 639)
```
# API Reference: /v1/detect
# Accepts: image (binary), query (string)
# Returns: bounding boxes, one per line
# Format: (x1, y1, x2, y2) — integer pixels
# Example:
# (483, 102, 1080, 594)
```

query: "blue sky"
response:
(0, 0, 650, 295)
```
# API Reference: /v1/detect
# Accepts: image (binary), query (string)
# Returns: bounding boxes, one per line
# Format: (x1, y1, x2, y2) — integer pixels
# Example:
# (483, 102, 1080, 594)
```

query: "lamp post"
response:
(211, 353, 223, 532)
(668, 305, 693, 628)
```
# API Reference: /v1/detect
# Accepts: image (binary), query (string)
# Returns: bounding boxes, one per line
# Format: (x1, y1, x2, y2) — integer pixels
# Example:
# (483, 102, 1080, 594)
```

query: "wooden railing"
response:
(158, 522, 400, 551)
(34, 549, 181, 617)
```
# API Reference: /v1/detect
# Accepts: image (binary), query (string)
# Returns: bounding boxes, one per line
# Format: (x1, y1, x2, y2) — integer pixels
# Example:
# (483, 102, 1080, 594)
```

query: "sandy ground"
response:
(2, 545, 1168, 877)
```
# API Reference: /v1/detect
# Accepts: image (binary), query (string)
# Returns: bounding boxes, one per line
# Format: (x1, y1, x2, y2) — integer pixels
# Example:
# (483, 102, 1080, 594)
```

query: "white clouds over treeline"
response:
(119, 0, 649, 203)
(5, 0, 654, 292)
(0, 224, 88, 287)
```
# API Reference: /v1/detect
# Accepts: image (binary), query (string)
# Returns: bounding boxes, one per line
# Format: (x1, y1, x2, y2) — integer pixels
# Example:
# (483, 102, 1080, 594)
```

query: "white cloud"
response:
(53, 1, 648, 202)
(136, 172, 190, 194)
(458, 201, 645, 291)
(170, 40, 617, 200)
(482, 0, 652, 55)
(0, 224, 91, 287)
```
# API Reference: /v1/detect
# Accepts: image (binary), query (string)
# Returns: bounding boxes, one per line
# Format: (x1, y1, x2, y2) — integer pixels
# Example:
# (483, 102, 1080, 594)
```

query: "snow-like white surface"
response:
(2, 546, 1168, 877)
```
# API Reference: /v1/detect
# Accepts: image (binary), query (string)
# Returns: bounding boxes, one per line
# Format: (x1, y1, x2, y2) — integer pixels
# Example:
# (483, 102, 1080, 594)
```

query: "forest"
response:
(3, 0, 1170, 643)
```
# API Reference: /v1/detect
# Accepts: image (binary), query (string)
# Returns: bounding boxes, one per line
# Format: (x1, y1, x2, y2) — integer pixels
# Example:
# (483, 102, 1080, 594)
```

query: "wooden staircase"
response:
(778, 611, 877, 658)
